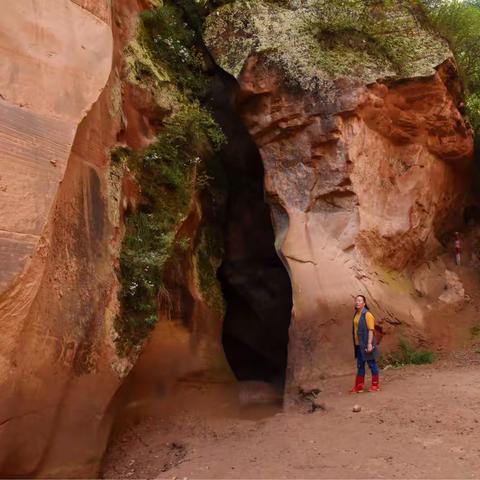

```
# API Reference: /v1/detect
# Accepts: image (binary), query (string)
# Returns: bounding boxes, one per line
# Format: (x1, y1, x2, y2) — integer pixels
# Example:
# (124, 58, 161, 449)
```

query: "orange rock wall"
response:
(0, 0, 475, 472)
(0, 1, 124, 476)
(0, 1, 231, 475)
(236, 56, 473, 391)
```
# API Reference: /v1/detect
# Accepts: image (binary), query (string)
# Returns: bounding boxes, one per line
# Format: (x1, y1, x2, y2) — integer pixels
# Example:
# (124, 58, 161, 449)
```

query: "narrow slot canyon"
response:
(6, 0, 480, 477)
(100, 67, 292, 465)
(100, 68, 294, 477)
(208, 70, 293, 387)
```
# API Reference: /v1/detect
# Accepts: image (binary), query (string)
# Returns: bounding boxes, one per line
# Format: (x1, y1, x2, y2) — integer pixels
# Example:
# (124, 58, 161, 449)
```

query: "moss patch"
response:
(114, 1, 227, 355)
(204, 0, 450, 91)
(115, 103, 225, 355)
(194, 225, 225, 313)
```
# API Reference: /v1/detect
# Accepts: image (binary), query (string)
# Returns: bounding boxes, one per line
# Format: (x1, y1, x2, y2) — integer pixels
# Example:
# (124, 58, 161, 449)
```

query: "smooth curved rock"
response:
(1, 1, 232, 475)
(0, 0, 112, 293)
(0, 1, 113, 476)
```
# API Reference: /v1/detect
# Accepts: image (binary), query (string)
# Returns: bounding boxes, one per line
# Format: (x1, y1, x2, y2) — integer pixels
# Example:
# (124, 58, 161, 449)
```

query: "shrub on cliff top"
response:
(421, 0, 480, 146)
(139, 3, 207, 96)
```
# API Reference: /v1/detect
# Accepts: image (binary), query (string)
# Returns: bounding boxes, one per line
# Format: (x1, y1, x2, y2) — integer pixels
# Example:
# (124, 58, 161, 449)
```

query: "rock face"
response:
(0, 0, 112, 294)
(0, 1, 232, 476)
(438, 270, 465, 304)
(0, 1, 116, 476)
(0, 0, 475, 474)
(205, 0, 474, 394)
(0, 0, 167, 476)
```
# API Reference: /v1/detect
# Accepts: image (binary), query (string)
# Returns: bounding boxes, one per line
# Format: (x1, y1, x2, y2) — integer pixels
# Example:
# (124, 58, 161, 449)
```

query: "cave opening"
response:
(207, 70, 293, 387)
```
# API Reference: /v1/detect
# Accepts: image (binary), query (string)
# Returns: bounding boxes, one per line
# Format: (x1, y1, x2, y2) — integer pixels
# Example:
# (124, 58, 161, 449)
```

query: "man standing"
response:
(454, 232, 461, 266)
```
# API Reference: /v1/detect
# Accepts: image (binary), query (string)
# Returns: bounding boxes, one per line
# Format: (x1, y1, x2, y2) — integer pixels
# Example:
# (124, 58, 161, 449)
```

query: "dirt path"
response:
(102, 354, 480, 479)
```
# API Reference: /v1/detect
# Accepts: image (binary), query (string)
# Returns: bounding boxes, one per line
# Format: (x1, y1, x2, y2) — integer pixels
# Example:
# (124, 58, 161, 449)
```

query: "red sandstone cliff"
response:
(0, 0, 155, 476)
(0, 0, 476, 476)
(205, 0, 474, 395)
(0, 1, 232, 475)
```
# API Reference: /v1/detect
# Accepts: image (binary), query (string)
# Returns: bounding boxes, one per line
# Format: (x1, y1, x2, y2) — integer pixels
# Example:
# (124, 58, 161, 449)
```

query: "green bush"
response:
(114, 0, 228, 355)
(471, 323, 480, 339)
(115, 102, 225, 355)
(420, 0, 480, 146)
(139, 3, 207, 96)
(384, 338, 435, 367)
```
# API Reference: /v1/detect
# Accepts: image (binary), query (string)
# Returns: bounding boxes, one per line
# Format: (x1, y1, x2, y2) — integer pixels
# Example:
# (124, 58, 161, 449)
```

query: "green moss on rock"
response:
(115, 103, 225, 355)
(194, 225, 226, 313)
(204, 0, 451, 90)
(114, 1, 227, 355)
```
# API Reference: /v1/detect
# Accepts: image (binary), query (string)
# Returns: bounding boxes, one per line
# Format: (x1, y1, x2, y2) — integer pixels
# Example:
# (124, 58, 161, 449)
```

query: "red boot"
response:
(368, 374, 380, 392)
(349, 375, 365, 393)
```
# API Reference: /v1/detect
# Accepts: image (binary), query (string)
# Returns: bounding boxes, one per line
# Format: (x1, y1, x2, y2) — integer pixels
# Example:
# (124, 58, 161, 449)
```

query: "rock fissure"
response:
(207, 68, 294, 386)
(284, 254, 317, 265)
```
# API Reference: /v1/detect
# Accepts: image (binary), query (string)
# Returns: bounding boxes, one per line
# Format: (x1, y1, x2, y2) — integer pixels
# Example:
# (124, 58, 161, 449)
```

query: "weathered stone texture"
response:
(206, 0, 474, 393)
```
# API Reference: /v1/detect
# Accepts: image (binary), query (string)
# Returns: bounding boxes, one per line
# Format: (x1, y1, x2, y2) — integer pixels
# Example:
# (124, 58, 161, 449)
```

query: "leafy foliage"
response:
(194, 225, 225, 312)
(116, 104, 225, 355)
(113, 0, 230, 355)
(383, 339, 435, 367)
(421, 0, 480, 146)
(116, 104, 225, 354)
(138, 3, 208, 96)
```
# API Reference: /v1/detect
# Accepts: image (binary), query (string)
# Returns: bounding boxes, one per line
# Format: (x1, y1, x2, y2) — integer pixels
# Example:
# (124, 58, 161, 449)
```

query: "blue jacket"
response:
(353, 307, 379, 362)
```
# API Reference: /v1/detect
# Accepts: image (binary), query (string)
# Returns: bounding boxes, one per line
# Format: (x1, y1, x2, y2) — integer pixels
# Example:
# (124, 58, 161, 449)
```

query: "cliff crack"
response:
(0, 410, 39, 428)
(284, 254, 317, 265)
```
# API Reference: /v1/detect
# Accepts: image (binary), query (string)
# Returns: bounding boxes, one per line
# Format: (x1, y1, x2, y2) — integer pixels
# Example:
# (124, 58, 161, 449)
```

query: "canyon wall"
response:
(0, 1, 117, 476)
(0, 0, 475, 475)
(0, 0, 230, 476)
(205, 0, 474, 393)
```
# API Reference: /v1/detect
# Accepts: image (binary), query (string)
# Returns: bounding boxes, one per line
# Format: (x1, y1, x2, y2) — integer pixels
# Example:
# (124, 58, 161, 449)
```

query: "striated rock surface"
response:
(0, 0, 115, 476)
(0, 0, 162, 476)
(1, 0, 232, 476)
(0, 0, 112, 294)
(205, 0, 474, 395)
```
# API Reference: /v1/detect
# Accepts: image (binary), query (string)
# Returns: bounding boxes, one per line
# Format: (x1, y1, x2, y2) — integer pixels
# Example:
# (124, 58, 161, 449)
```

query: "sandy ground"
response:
(103, 238, 480, 480)
(102, 351, 480, 480)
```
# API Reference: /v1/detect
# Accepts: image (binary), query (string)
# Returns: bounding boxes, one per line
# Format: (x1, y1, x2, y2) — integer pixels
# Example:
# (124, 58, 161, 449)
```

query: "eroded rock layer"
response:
(1, 0, 233, 476)
(0, 1, 116, 476)
(0, 0, 476, 474)
(205, 0, 474, 394)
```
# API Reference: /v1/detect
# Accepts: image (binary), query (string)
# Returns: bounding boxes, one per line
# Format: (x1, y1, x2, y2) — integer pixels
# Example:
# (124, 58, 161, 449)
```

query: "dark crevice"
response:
(206, 68, 293, 387)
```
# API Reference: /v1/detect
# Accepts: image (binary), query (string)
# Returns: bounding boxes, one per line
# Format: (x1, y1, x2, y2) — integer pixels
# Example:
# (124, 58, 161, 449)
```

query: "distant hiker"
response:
(454, 232, 461, 266)
(349, 295, 380, 394)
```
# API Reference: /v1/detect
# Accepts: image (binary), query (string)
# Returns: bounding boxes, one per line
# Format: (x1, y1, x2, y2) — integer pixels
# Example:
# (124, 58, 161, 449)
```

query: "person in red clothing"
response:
(454, 232, 461, 266)
(349, 295, 380, 393)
